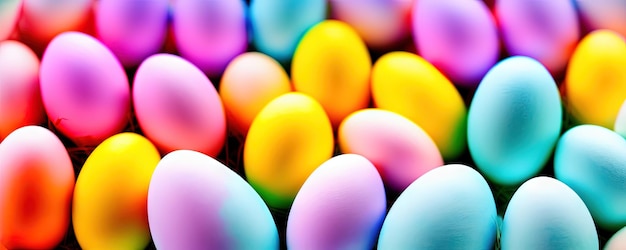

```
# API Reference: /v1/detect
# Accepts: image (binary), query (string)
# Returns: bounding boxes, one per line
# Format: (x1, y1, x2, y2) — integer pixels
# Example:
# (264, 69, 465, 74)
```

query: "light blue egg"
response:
(249, 0, 326, 65)
(554, 124, 626, 231)
(467, 56, 562, 186)
(501, 177, 599, 249)
(377, 164, 497, 249)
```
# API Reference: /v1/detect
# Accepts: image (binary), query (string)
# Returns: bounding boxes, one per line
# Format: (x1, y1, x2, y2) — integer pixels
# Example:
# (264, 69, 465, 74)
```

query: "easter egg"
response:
(219, 52, 291, 135)
(172, 0, 247, 76)
(554, 125, 626, 231)
(371, 51, 467, 160)
(468, 56, 562, 186)
(576, 0, 626, 38)
(495, 0, 580, 74)
(338, 109, 443, 193)
(377, 164, 497, 249)
(133, 53, 226, 157)
(249, 0, 326, 65)
(565, 29, 626, 128)
(244, 92, 334, 209)
(614, 100, 626, 137)
(0, 40, 44, 141)
(287, 154, 386, 249)
(0, 0, 21, 41)
(292, 20, 371, 128)
(500, 177, 599, 249)
(413, 0, 499, 87)
(329, 0, 413, 50)
(95, 0, 169, 66)
(606, 226, 626, 250)
(0, 126, 74, 249)
(72, 133, 160, 249)
(148, 150, 279, 249)
(40, 31, 130, 147)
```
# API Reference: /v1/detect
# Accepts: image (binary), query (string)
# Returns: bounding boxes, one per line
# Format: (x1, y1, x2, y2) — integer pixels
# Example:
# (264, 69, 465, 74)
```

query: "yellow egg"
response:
(566, 29, 626, 128)
(244, 92, 334, 209)
(72, 133, 161, 249)
(292, 20, 371, 128)
(371, 51, 467, 160)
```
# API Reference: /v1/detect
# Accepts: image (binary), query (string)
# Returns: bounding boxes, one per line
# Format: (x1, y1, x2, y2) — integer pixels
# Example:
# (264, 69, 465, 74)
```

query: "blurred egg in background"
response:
(0, 0, 21, 41)
(575, 0, 626, 38)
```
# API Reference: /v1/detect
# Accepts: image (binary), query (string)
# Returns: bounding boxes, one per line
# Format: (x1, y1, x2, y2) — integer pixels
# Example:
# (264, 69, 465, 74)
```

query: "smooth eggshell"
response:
(148, 150, 279, 249)
(133, 53, 226, 157)
(338, 108, 443, 193)
(606, 226, 626, 250)
(72, 133, 160, 249)
(287, 154, 386, 249)
(0, 126, 75, 249)
(377, 164, 497, 249)
(371, 51, 467, 160)
(40, 31, 130, 147)
(244, 92, 334, 209)
(0, 40, 44, 141)
(554, 125, 626, 231)
(614, 100, 626, 137)
(292, 20, 371, 128)
(0, 0, 21, 41)
(219, 52, 291, 135)
(576, 0, 626, 38)
(501, 177, 599, 249)
(468, 56, 562, 186)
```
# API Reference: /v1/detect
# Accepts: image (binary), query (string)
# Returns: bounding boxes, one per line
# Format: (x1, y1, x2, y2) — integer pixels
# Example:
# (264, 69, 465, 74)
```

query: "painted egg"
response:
(576, 0, 626, 38)
(371, 51, 467, 160)
(292, 20, 371, 128)
(219, 52, 291, 136)
(413, 0, 499, 87)
(0, 0, 21, 41)
(565, 29, 626, 128)
(501, 177, 599, 249)
(95, 0, 169, 66)
(614, 100, 626, 137)
(338, 108, 443, 193)
(0, 126, 74, 249)
(377, 164, 497, 249)
(244, 92, 334, 209)
(554, 124, 626, 231)
(606, 226, 626, 250)
(468, 56, 562, 186)
(148, 150, 279, 249)
(133, 53, 226, 157)
(0, 40, 44, 141)
(172, 0, 247, 76)
(249, 0, 326, 65)
(287, 154, 386, 249)
(40, 31, 130, 147)
(495, 0, 580, 74)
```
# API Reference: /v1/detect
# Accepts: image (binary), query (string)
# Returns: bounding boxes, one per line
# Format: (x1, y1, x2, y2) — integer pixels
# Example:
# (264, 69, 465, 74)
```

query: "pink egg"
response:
(577, 0, 626, 38)
(0, 40, 44, 141)
(133, 53, 226, 157)
(0, 0, 21, 41)
(95, 0, 169, 67)
(338, 109, 444, 193)
(40, 31, 130, 147)
(172, 0, 247, 77)
(413, 0, 499, 87)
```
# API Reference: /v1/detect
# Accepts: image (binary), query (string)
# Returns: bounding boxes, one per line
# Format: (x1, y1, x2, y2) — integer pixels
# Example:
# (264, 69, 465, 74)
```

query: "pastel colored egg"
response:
(413, 0, 499, 87)
(249, 0, 326, 65)
(614, 100, 626, 137)
(219, 52, 291, 136)
(172, 0, 247, 76)
(565, 29, 626, 128)
(0, 40, 44, 141)
(554, 125, 626, 231)
(244, 92, 334, 209)
(73, 133, 160, 249)
(576, 0, 626, 38)
(292, 20, 371, 128)
(377, 164, 497, 249)
(338, 108, 443, 193)
(495, 0, 580, 74)
(606, 226, 626, 250)
(468, 56, 562, 186)
(0, 0, 21, 41)
(371, 51, 467, 160)
(287, 154, 386, 249)
(0, 126, 74, 249)
(95, 0, 169, 66)
(133, 53, 226, 157)
(501, 177, 599, 249)
(148, 150, 279, 249)
(329, 0, 414, 50)
(40, 31, 130, 147)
